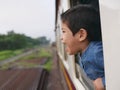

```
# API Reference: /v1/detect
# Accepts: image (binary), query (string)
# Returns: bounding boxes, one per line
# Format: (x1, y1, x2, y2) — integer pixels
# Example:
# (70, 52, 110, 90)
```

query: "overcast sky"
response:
(0, 0, 55, 41)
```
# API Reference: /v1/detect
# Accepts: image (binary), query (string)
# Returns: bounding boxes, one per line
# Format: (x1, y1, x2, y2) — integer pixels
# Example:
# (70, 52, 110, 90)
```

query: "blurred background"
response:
(0, 1, 64, 90)
(0, 0, 55, 42)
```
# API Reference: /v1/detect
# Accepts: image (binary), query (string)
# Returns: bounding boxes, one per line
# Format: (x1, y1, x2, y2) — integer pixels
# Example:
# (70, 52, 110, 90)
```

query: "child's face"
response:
(61, 23, 81, 55)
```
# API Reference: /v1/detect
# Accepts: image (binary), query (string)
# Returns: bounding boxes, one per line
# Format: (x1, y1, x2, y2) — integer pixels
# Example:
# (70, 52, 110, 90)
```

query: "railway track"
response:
(0, 48, 39, 66)
(0, 57, 49, 90)
(0, 68, 48, 90)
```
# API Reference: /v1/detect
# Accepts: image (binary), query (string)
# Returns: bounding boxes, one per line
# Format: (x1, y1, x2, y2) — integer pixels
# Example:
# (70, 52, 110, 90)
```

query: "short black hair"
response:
(61, 5, 102, 41)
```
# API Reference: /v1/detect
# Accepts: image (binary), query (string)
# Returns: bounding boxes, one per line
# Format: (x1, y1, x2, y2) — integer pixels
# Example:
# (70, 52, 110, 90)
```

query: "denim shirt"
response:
(78, 41, 105, 86)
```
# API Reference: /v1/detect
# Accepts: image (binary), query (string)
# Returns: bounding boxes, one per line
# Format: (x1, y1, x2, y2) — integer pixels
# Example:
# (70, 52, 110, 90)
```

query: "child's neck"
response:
(80, 40, 90, 55)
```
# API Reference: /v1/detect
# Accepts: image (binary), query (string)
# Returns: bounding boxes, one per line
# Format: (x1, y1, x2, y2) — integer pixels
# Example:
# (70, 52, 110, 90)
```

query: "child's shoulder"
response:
(90, 41, 103, 52)
(89, 41, 103, 56)
(91, 41, 104, 65)
(92, 41, 103, 53)
(85, 41, 103, 59)
(81, 41, 103, 60)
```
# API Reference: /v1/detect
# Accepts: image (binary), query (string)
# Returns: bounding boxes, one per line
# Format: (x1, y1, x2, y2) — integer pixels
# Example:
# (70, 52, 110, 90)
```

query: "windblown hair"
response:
(61, 5, 102, 41)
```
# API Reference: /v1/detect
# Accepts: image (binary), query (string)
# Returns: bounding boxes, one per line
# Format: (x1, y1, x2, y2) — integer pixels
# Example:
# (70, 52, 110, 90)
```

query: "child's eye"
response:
(62, 31, 65, 33)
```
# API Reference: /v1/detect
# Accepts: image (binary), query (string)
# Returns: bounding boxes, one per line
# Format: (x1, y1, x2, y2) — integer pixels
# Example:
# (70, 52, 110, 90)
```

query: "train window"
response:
(56, 0, 105, 89)
(75, 55, 94, 90)
(63, 45, 68, 60)
(60, 25, 68, 61)
(59, 10, 68, 61)
(56, 25, 62, 53)
(56, 9, 63, 55)
(70, 0, 106, 89)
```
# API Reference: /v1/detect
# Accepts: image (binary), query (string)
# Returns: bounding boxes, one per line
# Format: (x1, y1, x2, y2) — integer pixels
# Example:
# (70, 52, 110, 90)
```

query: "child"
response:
(61, 5, 105, 90)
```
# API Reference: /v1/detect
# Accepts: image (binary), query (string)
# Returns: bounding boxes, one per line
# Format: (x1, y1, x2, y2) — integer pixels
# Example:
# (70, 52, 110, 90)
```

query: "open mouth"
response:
(65, 46, 70, 53)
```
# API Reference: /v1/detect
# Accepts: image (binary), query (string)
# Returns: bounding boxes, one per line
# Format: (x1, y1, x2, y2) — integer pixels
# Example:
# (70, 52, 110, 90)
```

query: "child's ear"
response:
(78, 28, 87, 41)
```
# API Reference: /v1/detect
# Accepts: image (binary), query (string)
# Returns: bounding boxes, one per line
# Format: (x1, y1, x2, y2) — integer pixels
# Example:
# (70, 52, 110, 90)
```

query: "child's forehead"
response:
(61, 23, 69, 30)
(61, 22, 68, 28)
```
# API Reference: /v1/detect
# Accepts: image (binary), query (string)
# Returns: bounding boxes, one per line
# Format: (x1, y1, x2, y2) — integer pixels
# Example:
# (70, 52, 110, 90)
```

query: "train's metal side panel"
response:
(99, 0, 120, 89)
(56, 0, 86, 90)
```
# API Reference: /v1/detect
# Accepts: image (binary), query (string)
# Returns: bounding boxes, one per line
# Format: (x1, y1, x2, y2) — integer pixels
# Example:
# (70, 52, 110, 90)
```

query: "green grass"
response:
(14, 49, 23, 55)
(43, 59, 52, 72)
(0, 50, 14, 61)
(19, 48, 53, 70)
(20, 48, 52, 61)
(0, 63, 10, 70)
(0, 48, 53, 70)
(39, 48, 52, 58)
(19, 54, 37, 60)
(0, 50, 12, 55)
(0, 48, 52, 61)
(0, 49, 23, 61)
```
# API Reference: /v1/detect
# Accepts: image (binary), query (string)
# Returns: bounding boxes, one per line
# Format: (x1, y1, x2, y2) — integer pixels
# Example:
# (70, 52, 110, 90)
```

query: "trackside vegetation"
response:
(0, 30, 52, 71)
(0, 30, 50, 61)
(0, 50, 23, 61)
(20, 48, 53, 71)
(0, 30, 50, 51)
(0, 48, 53, 71)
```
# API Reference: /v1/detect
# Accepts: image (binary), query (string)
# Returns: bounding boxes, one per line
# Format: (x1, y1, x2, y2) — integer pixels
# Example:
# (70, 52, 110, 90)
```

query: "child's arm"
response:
(93, 78, 105, 90)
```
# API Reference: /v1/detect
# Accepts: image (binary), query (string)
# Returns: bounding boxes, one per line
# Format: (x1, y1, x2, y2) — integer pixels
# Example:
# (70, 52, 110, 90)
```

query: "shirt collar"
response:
(80, 41, 100, 60)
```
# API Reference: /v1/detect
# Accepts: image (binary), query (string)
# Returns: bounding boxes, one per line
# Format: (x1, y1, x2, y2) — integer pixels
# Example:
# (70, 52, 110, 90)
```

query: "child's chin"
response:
(66, 51, 74, 55)
(68, 53, 74, 55)
(66, 47, 74, 55)
(67, 51, 77, 55)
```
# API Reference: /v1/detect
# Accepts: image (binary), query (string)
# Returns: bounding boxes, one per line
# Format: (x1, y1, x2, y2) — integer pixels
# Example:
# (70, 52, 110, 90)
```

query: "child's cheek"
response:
(65, 47, 71, 54)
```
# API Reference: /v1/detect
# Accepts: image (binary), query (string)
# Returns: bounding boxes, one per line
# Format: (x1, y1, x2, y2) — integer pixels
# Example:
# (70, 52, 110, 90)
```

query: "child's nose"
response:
(60, 36, 64, 43)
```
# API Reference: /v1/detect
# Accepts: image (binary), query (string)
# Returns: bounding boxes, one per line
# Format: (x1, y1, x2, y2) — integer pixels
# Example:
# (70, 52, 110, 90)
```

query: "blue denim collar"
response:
(80, 41, 101, 60)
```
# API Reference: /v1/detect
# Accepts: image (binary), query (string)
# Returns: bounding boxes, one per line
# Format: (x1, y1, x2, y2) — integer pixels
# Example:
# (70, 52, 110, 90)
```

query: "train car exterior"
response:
(55, 0, 120, 90)
(99, 0, 120, 90)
